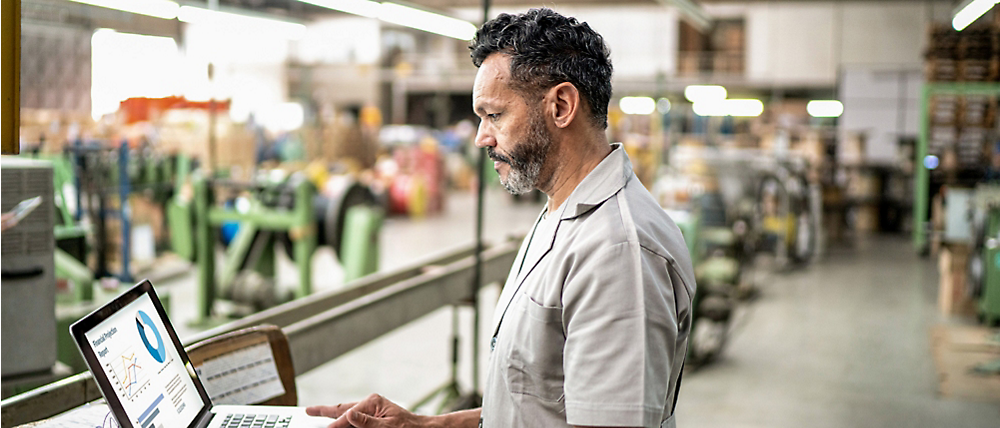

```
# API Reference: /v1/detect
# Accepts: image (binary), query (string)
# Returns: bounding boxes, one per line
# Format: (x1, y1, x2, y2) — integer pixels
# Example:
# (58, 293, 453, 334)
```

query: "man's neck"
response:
(541, 135, 612, 213)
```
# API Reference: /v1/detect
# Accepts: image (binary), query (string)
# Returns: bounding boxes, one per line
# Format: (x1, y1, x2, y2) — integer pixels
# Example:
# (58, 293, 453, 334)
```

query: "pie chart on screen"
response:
(136, 310, 166, 363)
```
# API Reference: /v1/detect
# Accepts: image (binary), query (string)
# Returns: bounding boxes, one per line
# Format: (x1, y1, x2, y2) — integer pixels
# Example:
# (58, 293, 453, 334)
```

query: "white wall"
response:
(745, 3, 838, 86)
(839, 67, 923, 164)
(183, 23, 291, 123)
(839, 3, 932, 67)
(296, 17, 382, 65)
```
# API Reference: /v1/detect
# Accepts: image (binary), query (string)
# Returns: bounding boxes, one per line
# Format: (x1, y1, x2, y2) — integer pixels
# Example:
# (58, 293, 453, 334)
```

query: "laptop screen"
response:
(82, 291, 206, 428)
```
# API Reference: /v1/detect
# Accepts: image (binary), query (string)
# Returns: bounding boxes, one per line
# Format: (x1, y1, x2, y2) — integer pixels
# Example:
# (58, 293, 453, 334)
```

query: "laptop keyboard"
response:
(219, 413, 292, 428)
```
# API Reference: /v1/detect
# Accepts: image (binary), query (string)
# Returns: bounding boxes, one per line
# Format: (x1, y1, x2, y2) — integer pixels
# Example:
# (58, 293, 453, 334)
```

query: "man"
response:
(307, 8, 696, 428)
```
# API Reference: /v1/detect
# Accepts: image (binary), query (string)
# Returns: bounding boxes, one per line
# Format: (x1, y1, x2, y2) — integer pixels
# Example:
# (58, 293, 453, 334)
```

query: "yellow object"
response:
(360, 105, 382, 128)
(305, 162, 329, 190)
(408, 176, 427, 219)
(762, 215, 797, 244)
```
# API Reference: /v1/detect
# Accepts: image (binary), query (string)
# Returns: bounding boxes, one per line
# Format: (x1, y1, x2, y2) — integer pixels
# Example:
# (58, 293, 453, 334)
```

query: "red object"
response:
(119, 96, 231, 124)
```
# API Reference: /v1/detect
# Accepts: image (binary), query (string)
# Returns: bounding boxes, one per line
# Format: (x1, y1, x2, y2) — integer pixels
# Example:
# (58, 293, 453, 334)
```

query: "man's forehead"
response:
(473, 54, 512, 99)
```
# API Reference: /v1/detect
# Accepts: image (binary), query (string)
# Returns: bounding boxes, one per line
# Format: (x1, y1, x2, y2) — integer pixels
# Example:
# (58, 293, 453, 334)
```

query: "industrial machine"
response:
(1, 157, 59, 393)
(755, 161, 817, 268)
(176, 171, 383, 324)
(969, 184, 1000, 325)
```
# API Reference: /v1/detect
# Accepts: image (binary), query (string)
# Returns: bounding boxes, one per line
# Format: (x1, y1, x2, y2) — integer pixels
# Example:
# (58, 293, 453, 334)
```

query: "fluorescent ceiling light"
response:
(296, 0, 476, 40)
(953, 0, 999, 31)
(298, 0, 380, 18)
(619, 97, 656, 115)
(693, 99, 763, 117)
(726, 99, 764, 117)
(684, 85, 727, 103)
(377, 2, 477, 40)
(178, 6, 307, 40)
(692, 100, 725, 117)
(68, 0, 179, 19)
(807, 100, 844, 118)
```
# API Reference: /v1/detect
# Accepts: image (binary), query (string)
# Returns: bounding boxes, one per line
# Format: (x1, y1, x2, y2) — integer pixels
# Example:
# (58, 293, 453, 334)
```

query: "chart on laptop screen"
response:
(108, 345, 153, 401)
(85, 293, 204, 427)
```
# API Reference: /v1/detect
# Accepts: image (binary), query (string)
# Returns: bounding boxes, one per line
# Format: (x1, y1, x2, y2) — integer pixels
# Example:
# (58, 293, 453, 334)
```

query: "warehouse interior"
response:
(2, 0, 1000, 426)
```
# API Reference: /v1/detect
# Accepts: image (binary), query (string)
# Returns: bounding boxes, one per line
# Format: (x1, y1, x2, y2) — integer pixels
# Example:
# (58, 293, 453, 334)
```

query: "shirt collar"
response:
(555, 143, 633, 220)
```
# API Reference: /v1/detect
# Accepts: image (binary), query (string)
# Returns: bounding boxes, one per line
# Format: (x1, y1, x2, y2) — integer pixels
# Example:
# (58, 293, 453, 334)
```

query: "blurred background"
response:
(2, 1, 1000, 427)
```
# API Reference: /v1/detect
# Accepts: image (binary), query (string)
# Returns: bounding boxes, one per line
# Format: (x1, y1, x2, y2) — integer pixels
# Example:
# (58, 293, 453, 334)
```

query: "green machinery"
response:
(23, 143, 179, 374)
(671, 196, 752, 367)
(971, 186, 1000, 325)
(180, 172, 383, 324)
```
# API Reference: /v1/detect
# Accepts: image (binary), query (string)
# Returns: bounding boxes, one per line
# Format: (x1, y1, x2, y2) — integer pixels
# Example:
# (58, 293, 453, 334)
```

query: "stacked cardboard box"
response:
(926, 24, 1000, 171)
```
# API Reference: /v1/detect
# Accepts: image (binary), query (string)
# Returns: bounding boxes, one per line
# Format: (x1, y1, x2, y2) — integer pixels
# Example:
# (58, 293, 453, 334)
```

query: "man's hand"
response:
(306, 394, 428, 428)
(1, 212, 17, 232)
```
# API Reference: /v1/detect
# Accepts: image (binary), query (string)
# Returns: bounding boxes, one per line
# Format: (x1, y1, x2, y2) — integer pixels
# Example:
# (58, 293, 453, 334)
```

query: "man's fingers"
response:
(306, 402, 357, 418)
(345, 408, 377, 428)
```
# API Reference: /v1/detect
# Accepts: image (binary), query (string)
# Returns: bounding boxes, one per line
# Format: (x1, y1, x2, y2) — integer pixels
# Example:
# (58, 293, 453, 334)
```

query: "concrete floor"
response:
(677, 239, 1000, 428)
(156, 188, 1000, 427)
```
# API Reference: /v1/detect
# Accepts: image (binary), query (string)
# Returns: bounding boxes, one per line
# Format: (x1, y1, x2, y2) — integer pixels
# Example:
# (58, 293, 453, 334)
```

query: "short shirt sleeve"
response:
(561, 241, 680, 428)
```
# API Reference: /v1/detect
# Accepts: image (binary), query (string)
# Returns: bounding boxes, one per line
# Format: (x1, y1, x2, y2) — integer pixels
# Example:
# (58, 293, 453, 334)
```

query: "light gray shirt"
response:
(481, 144, 697, 428)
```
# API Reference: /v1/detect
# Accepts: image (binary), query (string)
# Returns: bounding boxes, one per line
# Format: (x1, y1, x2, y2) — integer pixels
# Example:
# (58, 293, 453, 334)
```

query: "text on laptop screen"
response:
(84, 293, 204, 428)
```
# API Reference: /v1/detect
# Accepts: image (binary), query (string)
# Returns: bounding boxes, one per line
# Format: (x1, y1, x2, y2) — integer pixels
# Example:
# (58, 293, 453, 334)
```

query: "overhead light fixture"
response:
(692, 101, 724, 117)
(619, 97, 656, 115)
(693, 99, 763, 117)
(952, 0, 1000, 31)
(725, 99, 764, 117)
(68, 0, 179, 20)
(178, 6, 307, 40)
(379, 2, 477, 40)
(295, 0, 477, 40)
(807, 100, 844, 118)
(684, 85, 727, 103)
(298, 0, 380, 18)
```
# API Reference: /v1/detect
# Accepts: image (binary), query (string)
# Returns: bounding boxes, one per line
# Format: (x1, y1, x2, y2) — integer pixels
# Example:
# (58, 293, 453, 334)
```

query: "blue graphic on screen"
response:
(136, 310, 166, 363)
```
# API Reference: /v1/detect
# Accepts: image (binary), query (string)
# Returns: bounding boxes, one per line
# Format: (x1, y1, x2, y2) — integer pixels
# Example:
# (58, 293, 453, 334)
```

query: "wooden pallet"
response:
(930, 324, 1000, 402)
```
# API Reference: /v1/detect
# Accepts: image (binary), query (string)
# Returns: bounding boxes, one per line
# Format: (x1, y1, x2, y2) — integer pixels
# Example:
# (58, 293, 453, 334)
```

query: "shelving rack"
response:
(914, 82, 1000, 252)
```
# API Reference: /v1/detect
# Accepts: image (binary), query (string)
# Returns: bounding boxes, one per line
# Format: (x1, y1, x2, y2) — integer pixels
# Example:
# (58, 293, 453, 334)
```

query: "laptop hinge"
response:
(195, 409, 216, 428)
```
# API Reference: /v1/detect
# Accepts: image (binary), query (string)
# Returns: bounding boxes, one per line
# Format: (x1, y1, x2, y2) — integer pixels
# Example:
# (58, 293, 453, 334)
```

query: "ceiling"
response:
(199, 0, 959, 20)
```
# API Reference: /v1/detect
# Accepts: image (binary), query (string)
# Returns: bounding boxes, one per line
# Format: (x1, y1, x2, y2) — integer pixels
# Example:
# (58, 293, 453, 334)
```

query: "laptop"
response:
(70, 280, 329, 428)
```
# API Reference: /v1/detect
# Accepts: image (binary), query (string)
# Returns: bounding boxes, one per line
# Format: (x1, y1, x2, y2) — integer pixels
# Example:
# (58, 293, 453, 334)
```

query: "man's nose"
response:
(474, 121, 495, 149)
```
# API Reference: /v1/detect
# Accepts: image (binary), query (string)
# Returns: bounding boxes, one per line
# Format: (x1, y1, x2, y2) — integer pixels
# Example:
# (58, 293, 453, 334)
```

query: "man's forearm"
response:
(425, 408, 481, 428)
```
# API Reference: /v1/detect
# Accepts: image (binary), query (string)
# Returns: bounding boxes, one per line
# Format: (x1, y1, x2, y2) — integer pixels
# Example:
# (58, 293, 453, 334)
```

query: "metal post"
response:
(72, 139, 83, 221)
(118, 141, 133, 282)
(914, 85, 930, 253)
(469, 0, 491, 401)
(195, 176, 216, 323)
(293, 179, 316, 297)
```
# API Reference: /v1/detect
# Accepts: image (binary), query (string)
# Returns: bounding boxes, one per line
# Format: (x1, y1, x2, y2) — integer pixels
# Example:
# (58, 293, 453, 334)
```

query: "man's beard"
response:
(487, 114, 551, 195)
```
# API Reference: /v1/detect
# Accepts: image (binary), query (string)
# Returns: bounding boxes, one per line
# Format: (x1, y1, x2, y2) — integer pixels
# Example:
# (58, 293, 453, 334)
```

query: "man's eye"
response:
(487, 113, 500, 121)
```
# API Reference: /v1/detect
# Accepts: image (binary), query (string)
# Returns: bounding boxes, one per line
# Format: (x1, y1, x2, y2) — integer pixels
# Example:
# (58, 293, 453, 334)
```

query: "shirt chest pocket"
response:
(502, 292, 566, 402)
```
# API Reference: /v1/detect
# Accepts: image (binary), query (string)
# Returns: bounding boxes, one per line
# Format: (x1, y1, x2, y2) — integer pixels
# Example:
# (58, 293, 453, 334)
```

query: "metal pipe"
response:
(284, 241, 517, 374)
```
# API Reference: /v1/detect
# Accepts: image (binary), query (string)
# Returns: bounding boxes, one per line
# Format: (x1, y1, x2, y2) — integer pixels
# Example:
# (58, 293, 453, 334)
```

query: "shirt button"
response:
(490, 336, 497, 351)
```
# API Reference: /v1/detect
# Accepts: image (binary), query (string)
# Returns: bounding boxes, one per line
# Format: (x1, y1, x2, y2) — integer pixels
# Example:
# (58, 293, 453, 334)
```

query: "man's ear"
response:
(547, 82, 580, 129)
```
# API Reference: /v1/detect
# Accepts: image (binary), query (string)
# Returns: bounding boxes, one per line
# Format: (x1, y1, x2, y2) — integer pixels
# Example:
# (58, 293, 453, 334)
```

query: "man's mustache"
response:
(487, 147, 512, 165)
